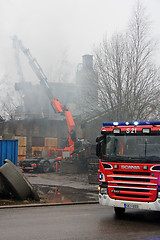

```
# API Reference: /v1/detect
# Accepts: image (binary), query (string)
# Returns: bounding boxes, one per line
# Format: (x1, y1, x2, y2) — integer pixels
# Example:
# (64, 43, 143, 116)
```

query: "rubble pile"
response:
(60, 144, 99, 184)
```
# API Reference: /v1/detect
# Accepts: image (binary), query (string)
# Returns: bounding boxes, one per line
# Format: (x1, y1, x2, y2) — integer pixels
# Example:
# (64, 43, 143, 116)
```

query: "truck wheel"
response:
(114, 207, 125, 216)
(43, 161, 50, 173)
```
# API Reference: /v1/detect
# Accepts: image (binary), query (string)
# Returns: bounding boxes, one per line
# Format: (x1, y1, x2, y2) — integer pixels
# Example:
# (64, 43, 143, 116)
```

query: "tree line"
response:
(92, 3, 160, 121)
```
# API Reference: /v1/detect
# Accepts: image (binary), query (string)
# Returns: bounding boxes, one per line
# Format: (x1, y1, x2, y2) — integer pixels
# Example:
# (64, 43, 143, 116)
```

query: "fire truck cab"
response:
(96, 121, 160, 215)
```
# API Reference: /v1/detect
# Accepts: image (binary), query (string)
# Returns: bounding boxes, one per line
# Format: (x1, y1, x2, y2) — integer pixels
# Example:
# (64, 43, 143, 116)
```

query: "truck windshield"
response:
(105, 135, 160, 162)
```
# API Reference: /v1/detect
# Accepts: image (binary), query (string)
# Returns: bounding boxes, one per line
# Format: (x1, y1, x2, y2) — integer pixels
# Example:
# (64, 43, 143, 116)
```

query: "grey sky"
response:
(0, 0, 160, 84)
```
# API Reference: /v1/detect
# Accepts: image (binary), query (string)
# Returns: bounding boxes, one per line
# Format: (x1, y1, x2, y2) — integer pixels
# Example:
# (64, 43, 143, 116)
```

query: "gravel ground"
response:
(25, 172, 98, 191)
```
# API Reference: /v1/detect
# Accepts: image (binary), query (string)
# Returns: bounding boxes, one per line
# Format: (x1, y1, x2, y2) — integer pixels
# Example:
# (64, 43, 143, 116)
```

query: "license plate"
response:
(124, 203, 139, 209)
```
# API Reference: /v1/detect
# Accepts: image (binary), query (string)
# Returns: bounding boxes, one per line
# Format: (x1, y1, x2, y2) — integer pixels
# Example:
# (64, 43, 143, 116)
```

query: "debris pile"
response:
(59, 144, 99, 184)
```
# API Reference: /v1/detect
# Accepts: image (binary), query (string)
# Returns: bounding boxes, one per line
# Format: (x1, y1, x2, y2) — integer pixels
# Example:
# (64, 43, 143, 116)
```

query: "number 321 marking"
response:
(126, 128, 137, 134)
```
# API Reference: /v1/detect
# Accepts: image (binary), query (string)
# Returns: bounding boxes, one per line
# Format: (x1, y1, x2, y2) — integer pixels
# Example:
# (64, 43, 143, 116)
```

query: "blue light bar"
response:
(103, 121, 160, 127)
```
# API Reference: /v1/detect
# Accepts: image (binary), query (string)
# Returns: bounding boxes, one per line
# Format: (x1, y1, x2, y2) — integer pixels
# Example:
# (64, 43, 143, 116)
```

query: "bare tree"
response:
(0, 74, 21, 119)
(93, 3, 159, 122)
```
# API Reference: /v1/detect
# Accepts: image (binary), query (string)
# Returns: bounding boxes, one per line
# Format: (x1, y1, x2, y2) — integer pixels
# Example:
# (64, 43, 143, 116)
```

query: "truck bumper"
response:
(18, 166, 40, 172)
(18, 167, 34, 170)
(99, 193, 160, 211)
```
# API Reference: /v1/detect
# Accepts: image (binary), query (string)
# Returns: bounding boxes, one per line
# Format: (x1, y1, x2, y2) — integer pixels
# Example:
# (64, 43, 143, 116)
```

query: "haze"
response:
(0, 0, 160, 84)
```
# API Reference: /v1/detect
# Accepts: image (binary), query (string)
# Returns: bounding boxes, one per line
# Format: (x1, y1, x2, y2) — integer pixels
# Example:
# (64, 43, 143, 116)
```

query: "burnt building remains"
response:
(1, 55, 101, 163)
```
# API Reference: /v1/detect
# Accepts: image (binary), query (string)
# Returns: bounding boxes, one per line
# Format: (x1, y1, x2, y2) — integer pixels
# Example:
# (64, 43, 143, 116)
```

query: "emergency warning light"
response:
(103, 121, 160, 127)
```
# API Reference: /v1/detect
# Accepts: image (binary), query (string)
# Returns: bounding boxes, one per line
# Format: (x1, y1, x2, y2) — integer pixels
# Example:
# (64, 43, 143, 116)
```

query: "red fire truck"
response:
(96, 121, 160, 215)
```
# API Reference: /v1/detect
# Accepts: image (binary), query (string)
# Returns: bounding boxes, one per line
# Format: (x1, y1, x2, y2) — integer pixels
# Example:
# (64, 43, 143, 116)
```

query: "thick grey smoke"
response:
(0, 0, 159, 116)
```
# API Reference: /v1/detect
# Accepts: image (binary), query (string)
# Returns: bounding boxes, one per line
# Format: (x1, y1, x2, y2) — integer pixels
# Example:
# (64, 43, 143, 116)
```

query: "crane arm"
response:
(13, 35, 56, 112)
(12, 36, 25, 82)
(52, 99, 76, 142)
(13, 36, 76, 150)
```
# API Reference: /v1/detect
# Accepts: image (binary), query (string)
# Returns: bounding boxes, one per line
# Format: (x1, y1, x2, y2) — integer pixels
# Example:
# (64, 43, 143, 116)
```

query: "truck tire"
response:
(114, 207, 125, 216)
(42, 161, 50, 173)
(0, 159, 39, 201)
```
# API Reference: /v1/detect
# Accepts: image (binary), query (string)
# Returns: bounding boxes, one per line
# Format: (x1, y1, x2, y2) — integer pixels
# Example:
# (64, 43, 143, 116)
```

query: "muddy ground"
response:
(0, 172, 99, 206)
(26, 172, 98, 191)
(27, 172, 99, 203)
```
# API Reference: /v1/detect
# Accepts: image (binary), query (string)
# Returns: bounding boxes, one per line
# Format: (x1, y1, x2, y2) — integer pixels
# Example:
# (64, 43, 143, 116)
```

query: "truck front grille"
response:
(108, 170, 158, 202)
(22, 162, 32, 167)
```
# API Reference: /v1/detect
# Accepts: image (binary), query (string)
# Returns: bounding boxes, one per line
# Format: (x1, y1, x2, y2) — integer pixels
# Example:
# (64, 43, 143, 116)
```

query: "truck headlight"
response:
(31, 163, 37, 167)
(99, 172, 105, 182)
(100, 187, 108, 194)
(157, 186, 160, 198)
